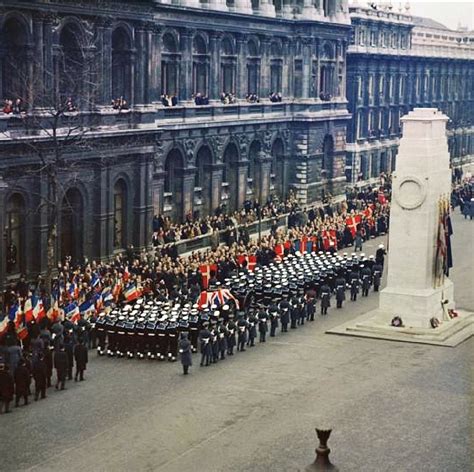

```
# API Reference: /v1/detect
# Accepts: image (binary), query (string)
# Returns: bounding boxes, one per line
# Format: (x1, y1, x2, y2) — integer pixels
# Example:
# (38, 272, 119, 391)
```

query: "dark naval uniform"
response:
(198, 326, 212, 366)
(350, 271, 360, 301)
(335, 277, 346, 309)
(320, 284, 331, 315)
(361, 266, 372, 297)
(372, 263, 383, 292)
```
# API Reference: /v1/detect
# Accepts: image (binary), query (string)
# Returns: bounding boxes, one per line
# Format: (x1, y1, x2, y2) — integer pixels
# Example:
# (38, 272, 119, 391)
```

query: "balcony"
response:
(0, 98, 349, 139)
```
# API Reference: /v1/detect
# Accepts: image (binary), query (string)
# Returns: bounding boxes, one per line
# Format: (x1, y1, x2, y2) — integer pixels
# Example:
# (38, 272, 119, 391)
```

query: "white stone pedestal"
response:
(327, 108, 473, 346)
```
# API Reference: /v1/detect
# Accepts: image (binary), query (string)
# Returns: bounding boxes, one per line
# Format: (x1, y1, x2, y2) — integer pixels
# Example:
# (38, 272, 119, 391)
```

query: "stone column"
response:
(236, 35, 247, 99)
(0, 176, 8, 293)
(133, 157, 153, 249)
(281, 0, 294, 19)
(93, 166, 112, 261)
(301, 38, 312, 99)
(209, 164, 224, 212)
(181, 169, 196, 221)
(97, 19, 113, 106)
(152, 169, 166, 217)
(259, 0, 276, 16)
(208, 0, 228, 11)
(257, 152, 273, 203)
(335, 40, 341, 98)
(148, 26, 162, 103)
(302, 0, 318, 19)
(209, 33, 221, 100)
(234, 0, 253, 14)
(260, 37, 270, 98)
(134, 26, 147, 106)
(32, 14, 45, 108)
(282, 39, 290, 98)
(179, 31, 193, 102)
(236, 162, 249, 209)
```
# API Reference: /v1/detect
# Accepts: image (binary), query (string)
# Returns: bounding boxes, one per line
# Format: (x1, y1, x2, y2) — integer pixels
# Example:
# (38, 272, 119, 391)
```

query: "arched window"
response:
(322, 135, 334, 179)
(161, 32, 180, 97)
(193, 35, 209, 96)
(58, 23, 84, 106)
(221, 37, 236, 94)
(0, 17, 29, 101)
(5, 194, 25, 275)
(60, 188, 84, 264)
(112, 27, 132, 103)
(113, 180, 127, 250)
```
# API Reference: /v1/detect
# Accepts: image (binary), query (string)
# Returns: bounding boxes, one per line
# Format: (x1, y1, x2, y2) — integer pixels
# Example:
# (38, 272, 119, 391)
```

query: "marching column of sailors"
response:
(92, 246, 386, 373)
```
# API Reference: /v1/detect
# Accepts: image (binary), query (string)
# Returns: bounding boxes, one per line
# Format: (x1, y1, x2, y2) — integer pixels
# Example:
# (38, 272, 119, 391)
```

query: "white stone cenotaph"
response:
(328, 108, 473, 346)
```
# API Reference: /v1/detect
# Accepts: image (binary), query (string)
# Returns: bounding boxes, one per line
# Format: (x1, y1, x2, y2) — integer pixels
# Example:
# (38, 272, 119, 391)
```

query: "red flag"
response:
(24, 298, 34, 323)
(274, 244, 285, 260)
(237, 255, 257, 271)
(378, 191, 387, 205)
(200, 264, 217, 289)
(345, 215, 361, 237)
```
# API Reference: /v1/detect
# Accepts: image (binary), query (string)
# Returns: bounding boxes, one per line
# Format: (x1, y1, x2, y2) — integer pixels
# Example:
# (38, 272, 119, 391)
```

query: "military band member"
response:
(247, 311, 257, 347)
(361, 265, 372, 297)
(335, 276, 346, 309)
(226, 317, 236, 356)
(178, 332, 192, 375)
(198, 323, 212, 366)
(258, 307, 268, 343)
(269, 303, 279, 337)
(320, 283, 331, 315)
(350, 270, 360, 301)
(372, 263, 383, 292)
(237, 313, 248, 352)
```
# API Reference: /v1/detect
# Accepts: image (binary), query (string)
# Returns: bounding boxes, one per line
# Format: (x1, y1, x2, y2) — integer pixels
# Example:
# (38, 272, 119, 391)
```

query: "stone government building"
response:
(0, 0, 472, 288)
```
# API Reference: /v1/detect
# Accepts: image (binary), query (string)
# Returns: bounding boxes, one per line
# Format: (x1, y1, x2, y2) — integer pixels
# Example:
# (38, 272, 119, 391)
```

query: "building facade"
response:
(0, 0, 472, 289)
(346, 3, 474, 183)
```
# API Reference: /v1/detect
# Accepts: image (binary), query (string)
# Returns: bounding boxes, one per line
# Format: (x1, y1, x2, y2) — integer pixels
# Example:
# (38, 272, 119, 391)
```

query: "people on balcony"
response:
(161, 94, 178, 107)
(193, 93, 209, 106)
(269, 92, 282, 103)
(220, 92, 237, 105)
(111, 97, 129, 111)
(65, 97, 78, 113)
(319, 92, 332, 101)
(3, 99, 27, 115)
(246, 93, 260, 103)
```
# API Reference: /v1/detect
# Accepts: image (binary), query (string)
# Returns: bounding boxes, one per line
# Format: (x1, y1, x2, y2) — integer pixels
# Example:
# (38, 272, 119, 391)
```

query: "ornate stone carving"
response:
(262, 129, 274, 152)
(184, 139, 196, 162)
(208, 135, 225, 161)
(237, 134, 249, 157)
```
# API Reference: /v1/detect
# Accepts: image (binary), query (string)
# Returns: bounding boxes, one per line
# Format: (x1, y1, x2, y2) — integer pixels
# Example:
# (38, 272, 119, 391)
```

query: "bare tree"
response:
(1, 21, 108, 293)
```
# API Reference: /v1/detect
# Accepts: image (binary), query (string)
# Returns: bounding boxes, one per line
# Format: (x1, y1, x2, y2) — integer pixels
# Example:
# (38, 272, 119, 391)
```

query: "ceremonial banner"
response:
(237, 255, 257, 271)
(200, 264, 217, 289)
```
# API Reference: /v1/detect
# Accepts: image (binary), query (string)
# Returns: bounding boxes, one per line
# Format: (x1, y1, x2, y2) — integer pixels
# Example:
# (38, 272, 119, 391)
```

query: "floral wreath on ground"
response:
(448, 309, 458, 319)
(391, 316, 404, 327)
(430, 317, 440, 328)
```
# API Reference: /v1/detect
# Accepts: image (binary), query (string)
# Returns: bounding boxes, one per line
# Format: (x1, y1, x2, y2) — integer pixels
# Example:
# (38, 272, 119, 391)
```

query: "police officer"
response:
(258, 307, 268, 343)
(335, 276, 346, 309)
(280, 297, 290, 332)
(226, 316, 236, 356)
(361, 265, 372, 297)
(269, 303, 279, 337)
(198, 323, 212, 366)
(320, 283, 331, 315)
(237, 313, 248, 352)
(350, 270, 360, 301)
(247, 310, 257, 347)
(372, 263, 383, 292)
(376, 244, 387, 268)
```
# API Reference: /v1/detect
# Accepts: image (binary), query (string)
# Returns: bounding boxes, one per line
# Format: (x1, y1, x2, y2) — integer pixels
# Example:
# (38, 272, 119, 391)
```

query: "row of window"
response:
(355, 72, 472, 105)
(356, 27, 409, 49)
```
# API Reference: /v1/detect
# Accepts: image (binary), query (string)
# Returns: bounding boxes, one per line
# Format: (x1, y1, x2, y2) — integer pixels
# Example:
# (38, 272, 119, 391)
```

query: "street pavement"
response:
(1, 212, 472, 472)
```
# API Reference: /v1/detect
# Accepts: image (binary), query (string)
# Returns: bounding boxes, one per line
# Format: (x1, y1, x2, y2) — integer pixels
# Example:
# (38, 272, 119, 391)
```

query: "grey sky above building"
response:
(350, 1, 473, 30)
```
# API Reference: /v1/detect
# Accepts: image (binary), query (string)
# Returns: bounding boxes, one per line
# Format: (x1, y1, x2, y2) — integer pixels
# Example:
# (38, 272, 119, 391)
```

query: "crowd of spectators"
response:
(193, 93, 210, 106)
(269, 92, 282, 103)
(111, 97, 129, 110)
(246, 93, 259, 103)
